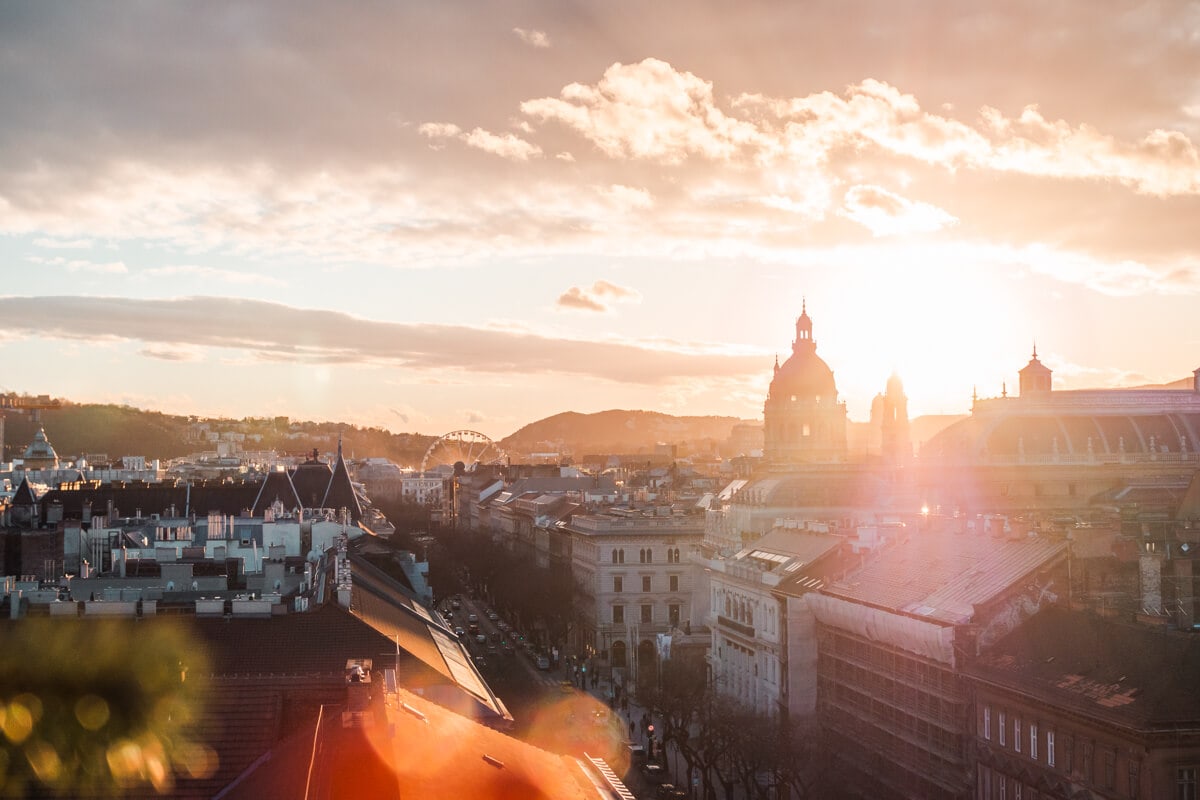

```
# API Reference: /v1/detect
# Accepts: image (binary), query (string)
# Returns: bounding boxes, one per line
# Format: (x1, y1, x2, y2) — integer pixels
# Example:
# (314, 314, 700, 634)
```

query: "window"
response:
(641, 604, 652, 624)
(1000, 775, 1006, 800)
(669, 575, 679, 592)
(802, 423, 811, 437)
(1014, 783, 1022, 800)
(669, 604, 680, 626)
(1103, 749, 1115, 789)
(1014, 718, 1021, 753)
(1177, 767, 1197, 800)
(642, 576, 651, 592)
(613, 605, 624, 624)
(999, 711, 1007, 746)
(613, 576, 623, 593)
(645, 548, 652, 563)
(1030, 723, 1038, 760)
(983, 706, 992, 740)
(1047, 730, 1055, 767)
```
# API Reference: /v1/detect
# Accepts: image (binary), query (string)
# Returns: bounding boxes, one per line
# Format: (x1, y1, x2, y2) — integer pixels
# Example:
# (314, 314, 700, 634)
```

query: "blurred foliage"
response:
(0, 618, 211, 797)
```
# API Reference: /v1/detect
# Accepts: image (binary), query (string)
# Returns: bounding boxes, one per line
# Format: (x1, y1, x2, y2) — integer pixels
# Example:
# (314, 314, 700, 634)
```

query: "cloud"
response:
(143, 265, 285, 286)
(521, 58, 765, 164)
(420, 122, 541, 160)
(67, 259, 128, 274)
(140, 345, 203, 362)
(840, 185, 958, 237)
(555, 280, 642, 313)
(0, 295, 763, 384)
(512, 27, 550, 48)
(32, 237, 94, 249)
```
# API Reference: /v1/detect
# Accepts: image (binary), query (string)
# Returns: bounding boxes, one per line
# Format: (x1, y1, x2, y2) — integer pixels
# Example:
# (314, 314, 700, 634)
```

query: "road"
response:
(444, 593, 663, 797)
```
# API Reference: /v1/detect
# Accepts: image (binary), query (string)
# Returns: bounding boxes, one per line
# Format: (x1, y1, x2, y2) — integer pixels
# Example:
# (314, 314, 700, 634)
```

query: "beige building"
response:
(559, 508, 705, 686)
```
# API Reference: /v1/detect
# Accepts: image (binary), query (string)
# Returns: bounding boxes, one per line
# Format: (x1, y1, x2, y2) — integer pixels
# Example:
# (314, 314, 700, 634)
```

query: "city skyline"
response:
(3, 3, 1199, 440)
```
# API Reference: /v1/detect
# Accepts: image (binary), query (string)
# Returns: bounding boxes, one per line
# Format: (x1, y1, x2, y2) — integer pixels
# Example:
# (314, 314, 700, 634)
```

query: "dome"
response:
(770, 348, 838, 401)
(768, 301, 837, 402)
(22, 426, 59, 469)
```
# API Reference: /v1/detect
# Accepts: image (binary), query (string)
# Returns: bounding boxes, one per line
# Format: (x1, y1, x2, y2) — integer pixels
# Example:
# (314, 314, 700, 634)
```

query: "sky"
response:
(2, 1, 1200, 441)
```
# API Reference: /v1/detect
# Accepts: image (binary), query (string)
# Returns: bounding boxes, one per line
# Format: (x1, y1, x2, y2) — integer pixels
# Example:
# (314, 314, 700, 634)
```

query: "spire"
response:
(1032, 341, 1038, 360)
(794, 298, 814, 352)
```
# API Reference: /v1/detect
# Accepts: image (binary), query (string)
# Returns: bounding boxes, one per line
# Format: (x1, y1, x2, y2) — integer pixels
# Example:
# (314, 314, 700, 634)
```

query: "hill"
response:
(499, 410, 758, 458)
(2, 401, 435, 468)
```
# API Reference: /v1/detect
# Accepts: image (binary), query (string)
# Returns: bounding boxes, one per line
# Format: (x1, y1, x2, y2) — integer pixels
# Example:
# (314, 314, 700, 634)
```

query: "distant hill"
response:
(1, 401, 435, 468)
(499, 410, 758, 458)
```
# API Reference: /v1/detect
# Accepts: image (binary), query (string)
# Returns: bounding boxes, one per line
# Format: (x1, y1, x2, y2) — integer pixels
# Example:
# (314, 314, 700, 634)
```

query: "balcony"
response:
(717, 615, 755, 638)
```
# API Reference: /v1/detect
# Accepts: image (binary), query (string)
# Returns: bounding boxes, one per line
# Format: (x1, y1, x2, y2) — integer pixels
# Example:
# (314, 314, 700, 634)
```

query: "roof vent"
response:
(482, 754, 505, 769)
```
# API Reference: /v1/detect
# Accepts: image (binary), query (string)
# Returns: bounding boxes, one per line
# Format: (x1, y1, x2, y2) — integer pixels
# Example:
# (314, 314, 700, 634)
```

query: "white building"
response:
(705, 521, 844, 717)
(559, 508, 705, 686)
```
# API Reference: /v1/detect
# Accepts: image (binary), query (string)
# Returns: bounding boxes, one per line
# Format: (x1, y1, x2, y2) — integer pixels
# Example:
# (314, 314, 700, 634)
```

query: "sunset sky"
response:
(2, 2, 1199, 440)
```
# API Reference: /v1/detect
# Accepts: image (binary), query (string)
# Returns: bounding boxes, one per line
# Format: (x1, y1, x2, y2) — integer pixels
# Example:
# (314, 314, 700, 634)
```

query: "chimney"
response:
(345, 658, 373, 713)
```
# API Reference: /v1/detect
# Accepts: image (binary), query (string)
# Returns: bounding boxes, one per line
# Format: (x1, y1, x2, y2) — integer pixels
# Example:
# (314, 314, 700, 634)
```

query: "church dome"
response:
(22, 426, 59, 470)
(770, 348, 838, 401)
(768, 302, 837, 402)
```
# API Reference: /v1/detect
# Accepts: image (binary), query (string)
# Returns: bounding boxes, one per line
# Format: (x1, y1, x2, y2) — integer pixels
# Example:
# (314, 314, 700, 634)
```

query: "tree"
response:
(0, 618, 210, 797)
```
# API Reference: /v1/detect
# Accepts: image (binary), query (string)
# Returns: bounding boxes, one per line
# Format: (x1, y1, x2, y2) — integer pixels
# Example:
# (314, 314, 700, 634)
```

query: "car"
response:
(559, 681, 574, 694)
(640, 763, 666, 785)
(486, 610, 498, 621)
(536, 655, 551, 670)
(656, 785, 687, 799)
(451, 599, 461, 609)
(497, 621, 509, 631)
(467, 613, 479, 623)
(473, 655, 486, 669)
(468, 622, 480, 634)
(454, 627, 465, 638)
(443, 610, 453, 620)
(486, 642, 498, 654)
(475, 634, 487, 645)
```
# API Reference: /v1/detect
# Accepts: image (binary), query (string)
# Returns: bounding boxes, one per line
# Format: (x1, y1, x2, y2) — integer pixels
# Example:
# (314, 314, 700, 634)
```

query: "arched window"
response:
(639, 549, 645, 563)
(611, 640, 627, 668)
(612, 548, 617, 563)
(645, 548, 652, 563)
(618, 549, 625, 564)
(747, 606, 753, 626)
(725, 596, 731, 616)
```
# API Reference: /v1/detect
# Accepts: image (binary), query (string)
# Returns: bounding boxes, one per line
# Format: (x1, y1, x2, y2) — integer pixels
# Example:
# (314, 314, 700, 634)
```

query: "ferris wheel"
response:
(420, 430, 506, 473)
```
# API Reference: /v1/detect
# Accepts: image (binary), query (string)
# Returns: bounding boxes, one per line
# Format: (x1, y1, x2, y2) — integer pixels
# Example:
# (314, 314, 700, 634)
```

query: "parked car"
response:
(640, 763, 666, 784)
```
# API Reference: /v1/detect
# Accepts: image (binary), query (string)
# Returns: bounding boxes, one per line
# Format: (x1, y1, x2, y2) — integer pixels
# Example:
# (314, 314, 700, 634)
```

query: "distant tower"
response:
(1018, 344, 1053, 397)
(763, 300, 848, 466)
(871, 373, 912, 465)
(21, 425, 60, 471)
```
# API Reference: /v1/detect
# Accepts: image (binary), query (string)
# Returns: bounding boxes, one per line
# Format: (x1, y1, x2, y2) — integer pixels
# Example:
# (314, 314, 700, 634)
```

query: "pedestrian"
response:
(628, 719, 635, 739)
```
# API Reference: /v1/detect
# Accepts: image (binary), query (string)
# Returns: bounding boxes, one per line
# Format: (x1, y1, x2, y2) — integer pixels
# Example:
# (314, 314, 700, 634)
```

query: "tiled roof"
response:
(824, 531, 1066, 624)
(736, 527, 841, 566)
(322, 450, 363, 520)
(967, 605, 1200, 729)
(221, 681, 603, 800)
(250, 470, 300, 515)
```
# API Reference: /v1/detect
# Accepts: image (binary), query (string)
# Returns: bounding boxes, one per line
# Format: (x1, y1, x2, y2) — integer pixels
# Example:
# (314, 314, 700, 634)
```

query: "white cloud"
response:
(512, 27, 550, 48)
(840, 185, 958, 237)
(555, 280, 642, 313)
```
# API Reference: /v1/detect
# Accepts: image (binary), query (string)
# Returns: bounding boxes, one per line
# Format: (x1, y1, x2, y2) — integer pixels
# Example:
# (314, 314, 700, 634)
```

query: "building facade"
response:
(560, 509, 705, 686)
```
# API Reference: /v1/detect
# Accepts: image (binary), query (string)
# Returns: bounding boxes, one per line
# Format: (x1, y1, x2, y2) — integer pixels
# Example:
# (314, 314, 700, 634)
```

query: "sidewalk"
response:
(573, 669, 692, 796)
